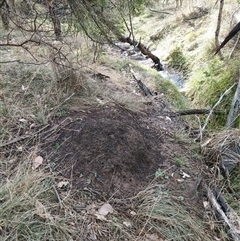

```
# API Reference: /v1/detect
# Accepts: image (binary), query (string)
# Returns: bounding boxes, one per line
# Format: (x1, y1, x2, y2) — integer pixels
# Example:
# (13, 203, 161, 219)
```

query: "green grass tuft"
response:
(185, 58, 240, 128)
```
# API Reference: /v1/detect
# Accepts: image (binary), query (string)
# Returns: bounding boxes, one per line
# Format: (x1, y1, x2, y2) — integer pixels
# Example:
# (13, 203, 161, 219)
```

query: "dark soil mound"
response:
(42, 105, 165, 198)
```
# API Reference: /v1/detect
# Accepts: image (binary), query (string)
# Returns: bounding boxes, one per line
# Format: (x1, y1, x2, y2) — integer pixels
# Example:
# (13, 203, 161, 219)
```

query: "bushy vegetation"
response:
(186, 58, 240, 128)
(166, 46, 189, 73)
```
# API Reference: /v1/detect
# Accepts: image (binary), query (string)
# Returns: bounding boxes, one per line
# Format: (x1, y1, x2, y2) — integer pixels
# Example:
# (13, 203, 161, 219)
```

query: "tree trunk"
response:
(226, 75, 240, 128)
(119, 36, 164, 71)
(215, 0, 224, 56)
(47, 0, 62, 40)
(0, 0, 10, 30)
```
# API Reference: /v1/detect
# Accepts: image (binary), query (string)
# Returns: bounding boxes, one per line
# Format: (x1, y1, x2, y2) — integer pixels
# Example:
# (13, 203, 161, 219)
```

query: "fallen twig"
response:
(229, 33, 240, 59)
(0, 117, 73, 148)
(149, 8, 173, 15)
(53, 185, 63, 209)
(0, 125, 50, 148)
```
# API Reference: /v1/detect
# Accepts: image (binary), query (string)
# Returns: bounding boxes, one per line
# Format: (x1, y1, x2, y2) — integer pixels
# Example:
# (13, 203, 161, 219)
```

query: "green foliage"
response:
(155, 168, 169, 179)
(69, 0, 147, 43)
(186, 58, 240, 128)
(154, 75, 189, 110)
(166, 46, 189, 73)
(174, 156, 187, 167)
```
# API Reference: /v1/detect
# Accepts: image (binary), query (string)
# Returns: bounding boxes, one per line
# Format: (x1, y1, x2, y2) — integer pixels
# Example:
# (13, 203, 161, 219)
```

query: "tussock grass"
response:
(134, 184, 213, 241)
(201, 129, 240, 178)
(185, 58, 240, 128)
(0, 62, 75, 143)
(201, 130, 240, 241)
(0, 162, 80, 241)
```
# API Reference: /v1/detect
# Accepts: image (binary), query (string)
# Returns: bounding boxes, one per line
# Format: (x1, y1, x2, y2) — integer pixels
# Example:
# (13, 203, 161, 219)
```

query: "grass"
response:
(185, 58, 240, 128)
(0, 62, 74, 142)
(135, 185, 213, 241)
(174, 156, 187, 167)
(0, 3, 226, 240)
(0, 162, 79, 241)
(166, 46, 189, 73)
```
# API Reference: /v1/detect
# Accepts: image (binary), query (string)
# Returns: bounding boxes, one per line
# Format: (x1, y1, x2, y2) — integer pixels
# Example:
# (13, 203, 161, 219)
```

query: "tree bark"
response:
(0, 0, 10, 30)
(119, 36, 164, 71)
(47, 0, 62, 40)
(215, 22, 240, 56)
(215, 0, 224, 56)
(226, 75, 240, 128)
(172, 109, 224, 116)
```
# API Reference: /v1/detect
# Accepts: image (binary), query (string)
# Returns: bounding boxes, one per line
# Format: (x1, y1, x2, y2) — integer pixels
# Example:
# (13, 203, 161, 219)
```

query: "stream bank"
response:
(115, 41, 186, 89)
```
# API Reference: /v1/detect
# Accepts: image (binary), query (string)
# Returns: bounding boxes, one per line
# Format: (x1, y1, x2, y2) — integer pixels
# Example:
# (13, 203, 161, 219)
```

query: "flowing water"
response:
(116, 42, 185, 89)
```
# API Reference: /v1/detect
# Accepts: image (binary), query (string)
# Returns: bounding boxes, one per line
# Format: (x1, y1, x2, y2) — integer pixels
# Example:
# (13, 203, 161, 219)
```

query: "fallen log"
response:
(171, 108, 224, 116)
(214, 22, 240, 55)
(205, 184, 240, 241)
(119, 36, 164, 71)
(129, 64, 155, 96)
(149, 8, 173, 15)
(226, 74, 240, 128)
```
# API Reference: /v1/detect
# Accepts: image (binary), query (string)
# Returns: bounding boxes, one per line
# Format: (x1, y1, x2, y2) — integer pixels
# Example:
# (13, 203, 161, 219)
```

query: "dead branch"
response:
(205, 185, 240, 241)
(215, 21, 240, 56)
(172, 109, 224, 116)
(0, 116, 75, 148)
(0, 125, 50, 148)
(119, 36, 164, 71)
(214, 0, 224, 57)
(226, 72, 240, 128)
(53, 185, 63, 209)
(149, 8, 173, 15)
(129, 64, 155, 96)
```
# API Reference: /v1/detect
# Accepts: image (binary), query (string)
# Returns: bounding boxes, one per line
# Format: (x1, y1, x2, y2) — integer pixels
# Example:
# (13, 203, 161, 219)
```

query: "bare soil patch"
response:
(40, 101, 204, 211)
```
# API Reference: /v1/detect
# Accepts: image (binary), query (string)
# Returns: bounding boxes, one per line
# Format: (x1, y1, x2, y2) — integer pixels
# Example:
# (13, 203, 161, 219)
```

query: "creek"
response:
(117, 42, 185, 90)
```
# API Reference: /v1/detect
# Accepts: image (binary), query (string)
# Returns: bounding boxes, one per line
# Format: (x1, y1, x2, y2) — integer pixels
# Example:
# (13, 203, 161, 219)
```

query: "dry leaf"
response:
(130, 210, 136, 216)
(35, 200, 45, 218)
(95, 213, 107, 221)
(145, 233, 163, 241)
(19, 118, 27, 123)
(35, 200, 53, 221)
(98, 203, 113, 216)
(32, 156, 43, 170)
(57, 181, 69, 188)
(30, 123, 35, 128)
(123, 221, 132, 228)
(203, 201, 210, 210)
(17, 146, 23, 151)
